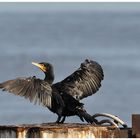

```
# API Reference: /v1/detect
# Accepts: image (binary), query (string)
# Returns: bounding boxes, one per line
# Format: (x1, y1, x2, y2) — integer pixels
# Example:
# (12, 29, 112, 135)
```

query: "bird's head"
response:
(31, 62, 54, 73)
(32, 62, 54, 83)
(32, 62, 50, 73)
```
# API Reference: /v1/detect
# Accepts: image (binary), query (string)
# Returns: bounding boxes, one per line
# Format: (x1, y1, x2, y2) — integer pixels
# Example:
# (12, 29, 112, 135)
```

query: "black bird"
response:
(0, 59, 104, 124)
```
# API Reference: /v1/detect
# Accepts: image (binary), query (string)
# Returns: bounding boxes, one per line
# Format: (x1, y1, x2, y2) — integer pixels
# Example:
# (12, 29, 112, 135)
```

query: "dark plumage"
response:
(0, 59, 104, 123)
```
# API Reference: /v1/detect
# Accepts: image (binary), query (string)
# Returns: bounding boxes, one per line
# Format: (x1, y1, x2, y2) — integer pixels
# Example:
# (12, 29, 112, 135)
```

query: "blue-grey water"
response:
(0, 4, 140, 127)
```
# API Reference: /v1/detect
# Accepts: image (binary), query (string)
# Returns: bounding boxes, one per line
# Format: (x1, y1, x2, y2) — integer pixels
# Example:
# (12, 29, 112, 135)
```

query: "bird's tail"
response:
(76, 108, 97, 124)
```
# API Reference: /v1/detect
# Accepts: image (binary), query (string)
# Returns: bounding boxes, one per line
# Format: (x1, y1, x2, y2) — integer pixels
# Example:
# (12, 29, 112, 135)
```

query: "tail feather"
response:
(77, 109, 96, 124)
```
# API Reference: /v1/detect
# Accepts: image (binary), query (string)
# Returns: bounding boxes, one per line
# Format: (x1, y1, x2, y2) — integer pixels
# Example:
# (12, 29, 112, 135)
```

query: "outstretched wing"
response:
(54, 59, 104, 100)
(0, 76, 52, 108)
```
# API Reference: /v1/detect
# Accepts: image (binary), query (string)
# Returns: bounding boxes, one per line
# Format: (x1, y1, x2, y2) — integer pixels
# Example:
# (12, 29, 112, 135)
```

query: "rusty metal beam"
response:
(132, 114, 140, 138)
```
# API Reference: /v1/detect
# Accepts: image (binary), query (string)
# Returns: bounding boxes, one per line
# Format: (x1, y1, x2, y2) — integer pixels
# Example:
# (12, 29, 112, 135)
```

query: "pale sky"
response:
(0, 3, 140, 12)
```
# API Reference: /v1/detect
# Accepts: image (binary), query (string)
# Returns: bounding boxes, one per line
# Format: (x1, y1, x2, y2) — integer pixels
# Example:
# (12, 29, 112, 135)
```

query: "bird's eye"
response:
(41, 64, 46, 68)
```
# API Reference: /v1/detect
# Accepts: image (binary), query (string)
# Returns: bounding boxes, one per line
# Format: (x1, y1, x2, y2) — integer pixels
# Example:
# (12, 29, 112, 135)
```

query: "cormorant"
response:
(0, 59, 104, 124)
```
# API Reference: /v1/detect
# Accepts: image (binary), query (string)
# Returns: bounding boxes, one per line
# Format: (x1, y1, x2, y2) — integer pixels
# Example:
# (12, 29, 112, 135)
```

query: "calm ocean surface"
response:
(0, 4, 140, 127)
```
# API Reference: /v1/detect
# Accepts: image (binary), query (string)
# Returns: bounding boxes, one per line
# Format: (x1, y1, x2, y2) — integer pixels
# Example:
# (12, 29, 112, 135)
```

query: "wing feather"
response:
(0, 76, 52, 108)
(54, 59, 104, 100)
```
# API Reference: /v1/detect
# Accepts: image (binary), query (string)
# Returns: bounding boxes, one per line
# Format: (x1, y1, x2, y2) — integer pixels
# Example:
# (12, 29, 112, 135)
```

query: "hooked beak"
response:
(32, 62, 46, 72)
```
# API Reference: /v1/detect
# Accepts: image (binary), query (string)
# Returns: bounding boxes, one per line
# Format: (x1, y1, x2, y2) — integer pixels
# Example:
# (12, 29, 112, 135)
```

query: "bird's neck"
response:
(44, 70, 54, 84)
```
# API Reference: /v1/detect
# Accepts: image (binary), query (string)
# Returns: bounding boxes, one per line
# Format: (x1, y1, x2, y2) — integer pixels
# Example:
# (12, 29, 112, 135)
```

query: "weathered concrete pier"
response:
(0, 114, 140, 138)
(0, 123, 131, 138)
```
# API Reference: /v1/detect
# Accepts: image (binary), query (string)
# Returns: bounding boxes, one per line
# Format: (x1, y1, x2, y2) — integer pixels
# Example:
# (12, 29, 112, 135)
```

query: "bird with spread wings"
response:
(0, 59, 104, 124)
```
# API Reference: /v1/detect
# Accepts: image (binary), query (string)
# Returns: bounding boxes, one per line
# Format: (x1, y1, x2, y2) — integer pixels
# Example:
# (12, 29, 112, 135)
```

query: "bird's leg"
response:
(55, 115, 62, 123)
(92, 118, 99, 125)
(60, 116, 66, 123)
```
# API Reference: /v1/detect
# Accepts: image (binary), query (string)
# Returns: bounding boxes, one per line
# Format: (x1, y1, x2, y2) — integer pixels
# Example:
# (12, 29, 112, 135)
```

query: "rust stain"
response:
(16, 127, 27, 138)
